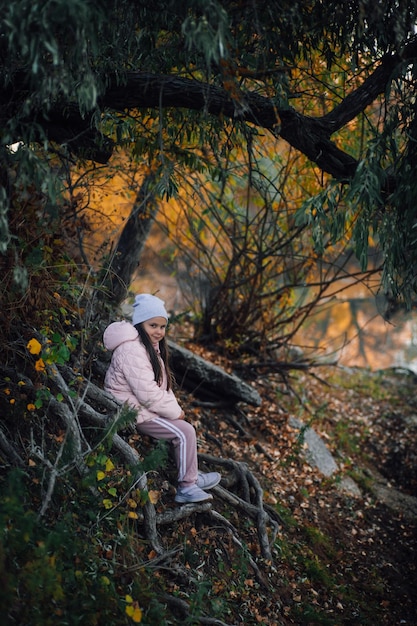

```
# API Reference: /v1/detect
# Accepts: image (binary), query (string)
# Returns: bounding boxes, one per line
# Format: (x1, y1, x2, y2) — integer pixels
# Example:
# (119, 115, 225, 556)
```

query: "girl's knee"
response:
(181, 419, 196, 435)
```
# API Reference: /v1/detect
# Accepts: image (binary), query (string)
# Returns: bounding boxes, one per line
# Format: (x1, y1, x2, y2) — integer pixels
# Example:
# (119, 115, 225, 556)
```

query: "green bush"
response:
(0, 465, 168, 625)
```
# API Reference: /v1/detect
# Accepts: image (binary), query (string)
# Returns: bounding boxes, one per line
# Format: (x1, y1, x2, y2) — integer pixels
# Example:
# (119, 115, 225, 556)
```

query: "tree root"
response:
(158, 593, 231, 625)
(198, 453, 281, 561)
(205, 508, 269, 588)
(1, 362, 280, 567)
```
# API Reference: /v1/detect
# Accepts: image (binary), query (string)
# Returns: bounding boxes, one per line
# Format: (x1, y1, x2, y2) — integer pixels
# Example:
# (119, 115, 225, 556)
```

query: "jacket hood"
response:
(103, 321, 138, 351)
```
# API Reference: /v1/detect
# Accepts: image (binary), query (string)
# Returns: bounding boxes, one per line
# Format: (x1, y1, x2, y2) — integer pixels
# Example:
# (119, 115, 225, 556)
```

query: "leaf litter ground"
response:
(161, 353, 417, 625)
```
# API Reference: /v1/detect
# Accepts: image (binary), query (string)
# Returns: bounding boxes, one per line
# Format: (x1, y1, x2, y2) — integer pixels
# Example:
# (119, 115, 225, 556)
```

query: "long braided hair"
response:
(135, 323, 174, 390)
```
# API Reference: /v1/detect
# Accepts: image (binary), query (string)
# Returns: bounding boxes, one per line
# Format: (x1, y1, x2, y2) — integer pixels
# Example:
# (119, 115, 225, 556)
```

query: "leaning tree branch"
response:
(5, 40, 413, 179)
(322, 36, 417, 131)
(101, 71, 359, 178)
(98, 41, 414, 179)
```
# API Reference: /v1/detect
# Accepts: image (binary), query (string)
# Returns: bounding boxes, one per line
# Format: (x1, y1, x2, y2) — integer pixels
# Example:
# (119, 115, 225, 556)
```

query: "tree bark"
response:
(104, 171, 157, 304)
(169, 341, 262, 406)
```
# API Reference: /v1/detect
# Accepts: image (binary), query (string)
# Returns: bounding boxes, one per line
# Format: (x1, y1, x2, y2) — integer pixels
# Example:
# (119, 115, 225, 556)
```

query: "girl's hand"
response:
(179, 410, 185, 420)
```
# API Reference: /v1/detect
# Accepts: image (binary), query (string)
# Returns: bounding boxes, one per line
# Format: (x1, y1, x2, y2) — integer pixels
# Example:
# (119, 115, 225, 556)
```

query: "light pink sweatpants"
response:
(136, 418, 198, 488)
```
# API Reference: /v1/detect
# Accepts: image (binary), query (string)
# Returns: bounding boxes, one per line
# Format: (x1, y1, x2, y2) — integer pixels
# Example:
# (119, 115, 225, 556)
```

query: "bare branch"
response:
(0, 426, 25, 467)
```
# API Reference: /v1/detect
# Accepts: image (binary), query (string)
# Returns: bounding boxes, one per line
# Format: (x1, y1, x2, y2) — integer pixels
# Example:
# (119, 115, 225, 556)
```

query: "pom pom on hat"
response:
(132, 293, 169, 325)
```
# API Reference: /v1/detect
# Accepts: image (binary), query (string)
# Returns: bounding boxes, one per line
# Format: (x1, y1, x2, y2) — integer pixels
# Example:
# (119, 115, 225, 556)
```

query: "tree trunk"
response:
(169, 341, 261, 406)
(103, 172, 157, 305)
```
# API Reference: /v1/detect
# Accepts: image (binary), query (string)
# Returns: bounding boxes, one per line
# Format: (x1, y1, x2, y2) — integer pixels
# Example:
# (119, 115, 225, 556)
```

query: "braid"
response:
(159, 336, 175, 390)
(135, 323, 173, 390)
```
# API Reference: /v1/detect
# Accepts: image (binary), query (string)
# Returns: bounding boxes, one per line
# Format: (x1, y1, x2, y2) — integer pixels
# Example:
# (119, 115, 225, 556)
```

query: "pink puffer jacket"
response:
(103, 321, 182, 424)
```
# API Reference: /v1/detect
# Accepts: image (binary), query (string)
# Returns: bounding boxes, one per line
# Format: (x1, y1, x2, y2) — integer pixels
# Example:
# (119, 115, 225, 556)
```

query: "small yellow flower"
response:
(27, 338, 42, 355)
(10, 398, 15, 405)
(27, 404, 36, 411)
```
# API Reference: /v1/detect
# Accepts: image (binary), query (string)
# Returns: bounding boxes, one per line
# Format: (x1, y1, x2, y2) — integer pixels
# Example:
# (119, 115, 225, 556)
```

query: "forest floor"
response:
(148, 341, 417, 626)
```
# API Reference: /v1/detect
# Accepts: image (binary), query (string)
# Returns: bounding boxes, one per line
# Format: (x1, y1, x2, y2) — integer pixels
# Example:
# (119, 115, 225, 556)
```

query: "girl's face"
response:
(142, 317, 167, 343)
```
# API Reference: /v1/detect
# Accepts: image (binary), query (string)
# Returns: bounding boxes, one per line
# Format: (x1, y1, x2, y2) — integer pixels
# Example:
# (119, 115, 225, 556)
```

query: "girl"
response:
(103, 293, 221, 503)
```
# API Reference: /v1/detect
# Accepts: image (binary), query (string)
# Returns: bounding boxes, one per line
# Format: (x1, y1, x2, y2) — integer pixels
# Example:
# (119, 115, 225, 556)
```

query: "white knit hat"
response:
(132, 293, 168, 325)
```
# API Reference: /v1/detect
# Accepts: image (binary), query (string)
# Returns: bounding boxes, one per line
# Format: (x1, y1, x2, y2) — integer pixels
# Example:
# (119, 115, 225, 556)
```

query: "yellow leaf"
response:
(27, 338, 42, 355)
(127, 498, 137, 508)
(148, 490, 160, 504)
(126, 599, 142, 623)
(35, 358, 46, 372)
(96, 470, 106, 481)
(131, 605, 142, 623)
(27, 404, 36, 411)
(105, 458, 115, 472)
(102, 498, 113, 509)
(128, 511, 139, 519)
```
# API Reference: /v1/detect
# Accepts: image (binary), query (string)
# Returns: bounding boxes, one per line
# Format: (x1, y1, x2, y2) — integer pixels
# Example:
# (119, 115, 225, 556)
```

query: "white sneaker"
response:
(175, 485, 214, 504)
(197, 471, 221, 490)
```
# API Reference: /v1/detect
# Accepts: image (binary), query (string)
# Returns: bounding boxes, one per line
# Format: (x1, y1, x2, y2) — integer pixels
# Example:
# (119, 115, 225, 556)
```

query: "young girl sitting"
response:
(103, 293, 221, 503)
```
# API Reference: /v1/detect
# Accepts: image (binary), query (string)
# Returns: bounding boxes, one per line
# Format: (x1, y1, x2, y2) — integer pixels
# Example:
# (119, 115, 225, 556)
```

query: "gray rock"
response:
(338, 476, 362, 497)
(289, 417, 338, 476)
